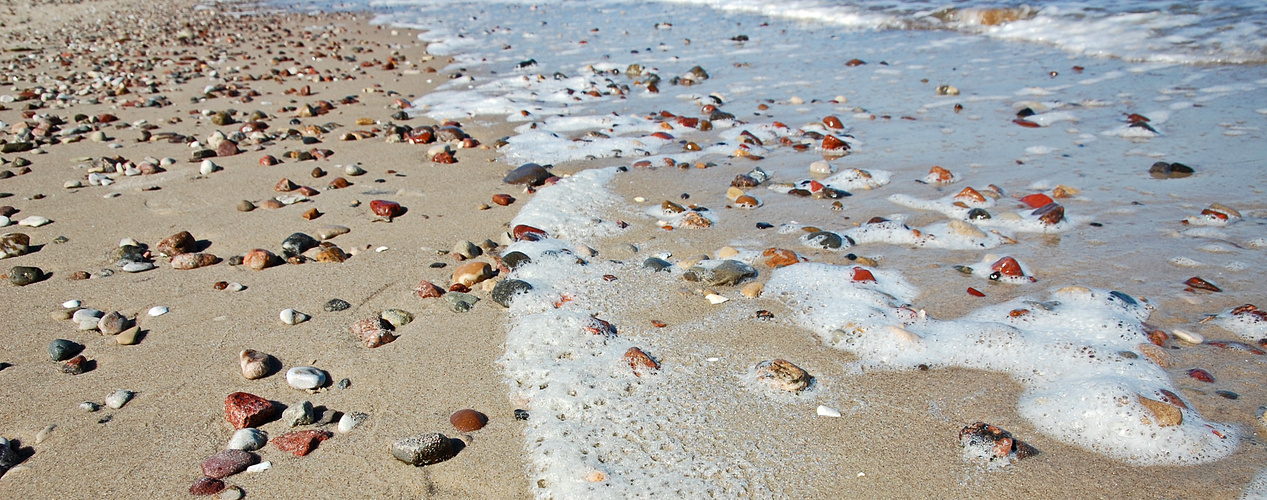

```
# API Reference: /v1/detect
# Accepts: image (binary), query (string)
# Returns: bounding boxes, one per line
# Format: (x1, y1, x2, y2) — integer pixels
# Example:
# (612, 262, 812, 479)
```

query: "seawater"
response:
(278, 0, 1267, 496)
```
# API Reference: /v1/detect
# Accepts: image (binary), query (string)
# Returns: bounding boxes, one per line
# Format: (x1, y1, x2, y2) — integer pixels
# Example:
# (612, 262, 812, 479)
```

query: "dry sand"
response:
(0, 0, 1265, 498)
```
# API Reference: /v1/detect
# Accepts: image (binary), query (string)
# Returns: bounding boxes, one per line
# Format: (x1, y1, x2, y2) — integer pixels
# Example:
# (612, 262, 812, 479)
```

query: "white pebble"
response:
(72, 308, 103, 323)
(337, 411, 369, 433)
(0, 215, 8, 227)
(147, 306, 168, 317)
(122, 262, 155, 273)
(119, 237, 140, 247)
(62, 299, 81, 309)
(1172, 328, 1204, 344)
(18, 216, 51, 227)
(199, 159, 219, 175)
(79, 402, 100, 412)
(227, 428, 267, 451)
(375, 246, 388, 252)
(64, 180, 83, 189)
(816, 405, 842, 418)
(35, 425, 54, 444)
(105, 389, 134, 409)
(809, 161, 834, 175)
(225, 282, 244, 292)
(705, 293, 729, 305)
(245, 461, 271, 473)
(633, 196, 646, 203)
(286, 366, 328, 390)
(279, 308, 309, 325)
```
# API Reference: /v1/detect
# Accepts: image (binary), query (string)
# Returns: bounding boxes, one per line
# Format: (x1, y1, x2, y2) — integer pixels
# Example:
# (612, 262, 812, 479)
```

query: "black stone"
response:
(502, 163, 552, 186)
(803, 231, 845, 250)
(429, 262, 447, 268)
(48, 339, 83, 361)
(281, 232, 320, 258)
(501, 251, 532, 270)
(491, 279, 533, 308)
(323, 299, 351, 312)
(967, 208, 991, 220)
(1148, 161, 1194, 179)
(514, 409, 529, 421)
(755, 222, 773, 229)
(9, 266, 43, 286)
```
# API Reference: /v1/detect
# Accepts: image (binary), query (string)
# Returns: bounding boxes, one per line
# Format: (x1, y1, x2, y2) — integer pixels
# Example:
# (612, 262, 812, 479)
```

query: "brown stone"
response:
(754, 359, 811, 392)
(512, 224, 547, 241)
(451, 261, 494, 287)
(156, 230, 196, 256)
(314, 246, 347, 263)
(1033, 203, 1064, 226)
(216, 140, 240, 157)
(823, 115, 844, 128)
(302, 208, 321, 220)
(624, 347, 660, 377)
(449, 409, 488, 432)
(224, 392, 277, 429)
(259, 155, 279, 166)
(296, 186, 319, 197)
(680, 212, 712, 228)
(1138, 395, 1183, 427)
(258, 199, 284, 210)
(170, 252, 218, 270)
(272, 430, 332, 457)
(275, 178, 298, 192)
(370, 200, 404, 217)
(491, 194, 515, 206)
(328, 177, 351, 189)
(190, 477, 225, 496)
(762, 248, 800, 268)
(821, 134, 849, 151)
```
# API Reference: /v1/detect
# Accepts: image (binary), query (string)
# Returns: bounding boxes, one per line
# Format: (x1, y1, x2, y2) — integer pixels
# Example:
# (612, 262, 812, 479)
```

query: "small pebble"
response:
(219, 486, 244, 500)
(246, 461, 271, 473)
(48, 339, 83, 361)
(1172, 329, 1204, 344)
(227, 428, 268, 451)
(337, 378, 351, 390)
(282, 400, 316, 427)
(380, 309, 413, 328)
(337, 411, 369, 433)
(323, 299, 351, 312)
(115, 326, 142, 345)
(121, 262, 155, 273)
(280, 308, 310, 325)
(79, 402, 100, 412)
(105, 389, 134, 409)
(62, 299, 81, 309)
(147, 306, 168, 317)
(450, 409, 488, 432)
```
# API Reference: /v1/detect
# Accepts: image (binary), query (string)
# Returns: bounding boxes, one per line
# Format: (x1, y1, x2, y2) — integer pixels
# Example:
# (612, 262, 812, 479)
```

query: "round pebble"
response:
(227, 428, 268, 451)
(285, 366, 328, 390)
(450, 409, 488, 432)
(121, 262, 155, 273)
(279, 308, 309, 325)
(337, 411, 369, 433)
(48, 339, 83, 361)
(79, 402, 100, 412)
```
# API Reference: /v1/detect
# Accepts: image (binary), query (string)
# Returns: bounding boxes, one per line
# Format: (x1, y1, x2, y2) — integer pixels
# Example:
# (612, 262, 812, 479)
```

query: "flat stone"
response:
(190, 477, 225, 496)
(286, 366, 327, 390)
(121, 262, 155, 273)
(452, 240, 482, 259)
(642, 257, 672, 272)
(444, 292, 479, 313)
(414, 279, 445, 298)
(71, 308, 103, 323)
(380, 309, 413, 328)
(391, 433, 459, 466)
(282, 400, 316, 427)
(754, 359, 812, 393)
(170, 252, 218, 270)
(271, 430, 331, 457)
(502, 163, 551, 186)
(201, 449, 257, 479)
(323, 299, 350, 312)
(683, 260, 756, 287)
(0, 233, 30, 259)
(317, 225, 350, 240)
(337, 412, 369, 434)
(115, 326, 142, 345)
(105, 389, 133, 409)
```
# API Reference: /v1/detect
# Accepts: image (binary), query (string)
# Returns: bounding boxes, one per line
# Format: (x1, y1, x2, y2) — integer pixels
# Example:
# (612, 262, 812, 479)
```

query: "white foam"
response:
(767, 264, 1238, 465)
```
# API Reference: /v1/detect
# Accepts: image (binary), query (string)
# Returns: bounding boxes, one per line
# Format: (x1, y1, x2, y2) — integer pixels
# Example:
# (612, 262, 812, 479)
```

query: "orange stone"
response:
(1019, 193, 1054, 209)
(823, 116, 843, 129)
(271, 430, 331, 457)
(449, 409, 488, 432)
(492, 194, 515, 206)
(243, 249, 278, 271)
(851, 267, 876, 283)
(821, 134, 849, 151)
(954, 187, 986, 203)
(762, 248, 800, 268)
(928, 166, 954, 183)
(624, 347, 660, 377)
(275, 178, 297, 192)
(991, 256, 1024, 278)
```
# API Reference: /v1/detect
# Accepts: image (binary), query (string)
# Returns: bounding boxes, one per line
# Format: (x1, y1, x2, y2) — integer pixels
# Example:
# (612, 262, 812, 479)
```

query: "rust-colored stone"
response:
(271, 430, 331, 457)
(224, 392, 277, 429)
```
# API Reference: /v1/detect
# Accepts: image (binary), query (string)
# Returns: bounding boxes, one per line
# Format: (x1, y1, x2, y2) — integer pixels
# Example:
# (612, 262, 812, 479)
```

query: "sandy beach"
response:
(1, 0, 1266, 498)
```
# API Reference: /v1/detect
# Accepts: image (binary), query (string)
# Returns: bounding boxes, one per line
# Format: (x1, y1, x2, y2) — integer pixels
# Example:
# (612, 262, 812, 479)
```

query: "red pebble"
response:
(491, 194, 515, 206)
(967, 287, 985, 297)
(1013, 119, 1040, 128)
(823, 115, 844, 128)
(991, 257, 1024, 278)
(259, 155, 279, 166)
(821, 134, 849, 151)
(624, 347, 660, 376)
(650, 132, 674, 140)
(189, 477, 225, 496)
(851, 267, 876, 283)
(201, 450, 257, 479)
(1032, 203, 1065, 225)
(1158, 388, 1188, 409)
(414, 279, 445, 298)
(1019, 193, 1054, 209)
(370, 200, 404, 218)
(512, 224, 547, 241)
(1185, 276, 1221, 292)
(1186, 368, 1215, 383)
(271, 430, 332, 457)
(224, 392, 277, 429)
(808, 180, 825, 193)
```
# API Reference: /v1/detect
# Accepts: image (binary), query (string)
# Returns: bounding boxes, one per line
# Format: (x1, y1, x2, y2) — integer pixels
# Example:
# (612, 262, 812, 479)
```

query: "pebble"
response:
(1172, 329, 1204, 344)
(337, 411, 369, 433)
(444, 292, 480, 313)
(48, 339, 83, 361)
(492, 279, 533, 308)
(219, 486, 244, 500)
(317, 225, 350, 240)
(105, 389, 134, 409)
(450, 409, 488, 432)
(959, 422, 1039, 462)
(741, 282, 764, 298)
(803, 230, 846, 250)
(502, 163, 551, 186)
(453, 240, 482, 259)
(1148, 161, 1194, 179)
(61, 355, 92, 374)
(97, 311, 128, 335)
(20, 216, 54, 227)
(810, 161, 834, 175)
(245, 462, 271, 473)
(79, 402, 100, 412)
(201, 449, 257, 479)
(380, 309, 413, 328)
(236, 200, 255, 212)
(323, 298, 350, 312)
(115, 326, 142, 345)
(271, 429, 331, 457)
(121, 262, 155, 273)
(190, 477, 225, 496)
(280, 308, 310, 325)
(0, 233, 30, 258)
(1137, 396, 1183, 427)
(705, 293, 729, 304)
(451, 261, 494, 287)
(344, 164, 366, 176)
(683, 260, 756, 286)
(502, 251, 532, 270)
(370, 200, 404, 218)
(754, 359, 812, 393)
(9, 265, 43, 285)
(282, 400, 316, 427)
(816, 405, 841, 417)
(170, 252, 218, 270)
(286, 366, 328, 390)
(280, 232, 319, 258)
(414, 279, 445, 298)
(227, 428, 268, 451)
(156, 231, 195, 256)
(199, 159, 220, 175)
(243, 249, 278, 270)
(391, 433, 459, 466)
(224, 392, 278, 429)
(72, 308, 103, 324)
(147, 306, 168, 317)
(351, 317, 397, 348)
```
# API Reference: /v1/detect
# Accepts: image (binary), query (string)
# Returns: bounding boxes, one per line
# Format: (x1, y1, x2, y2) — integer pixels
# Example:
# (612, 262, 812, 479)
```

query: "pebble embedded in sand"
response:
(105, 389, 134, 409)
(201, 449, 257, 479)
(147, 306, 168, 317)
(337, 412, 369, 433)
(271, 430, 331, 457)
(351, 316, 397, 348)
(754, 359, 812, 393)
(450, 409, 488, 432)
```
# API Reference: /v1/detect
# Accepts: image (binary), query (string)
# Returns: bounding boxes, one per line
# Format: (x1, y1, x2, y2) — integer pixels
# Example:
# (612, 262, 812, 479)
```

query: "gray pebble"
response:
(227, 428, 267, 451)
(282, 400, 315, 427)
(105, 389, 134, 409)
(48, 339, 83, 361)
